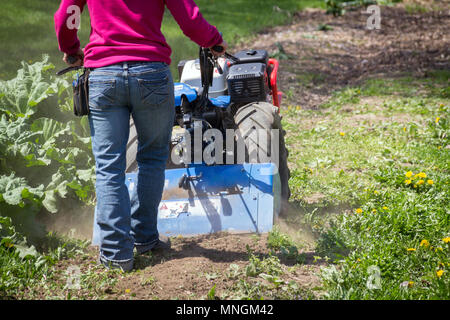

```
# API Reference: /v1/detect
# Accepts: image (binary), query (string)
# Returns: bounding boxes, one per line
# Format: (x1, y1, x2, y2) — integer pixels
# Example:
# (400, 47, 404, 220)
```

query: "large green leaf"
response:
(0, 174, 44, 206)
(31, 118, 69, 142)
(0, 56, 69, 117)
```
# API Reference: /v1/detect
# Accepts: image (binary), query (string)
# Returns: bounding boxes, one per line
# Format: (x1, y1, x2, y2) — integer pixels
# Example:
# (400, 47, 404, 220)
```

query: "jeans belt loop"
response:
(123, 62, 129, 78)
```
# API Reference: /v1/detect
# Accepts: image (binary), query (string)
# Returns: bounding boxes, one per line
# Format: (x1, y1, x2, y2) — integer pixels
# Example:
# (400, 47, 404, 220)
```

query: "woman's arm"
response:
(54, 0, 87, 56)
(165, 0, 223, 49)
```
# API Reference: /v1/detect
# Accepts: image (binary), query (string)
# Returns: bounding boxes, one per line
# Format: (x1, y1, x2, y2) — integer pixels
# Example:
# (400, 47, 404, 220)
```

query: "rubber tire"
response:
(234, 102, 291, 210)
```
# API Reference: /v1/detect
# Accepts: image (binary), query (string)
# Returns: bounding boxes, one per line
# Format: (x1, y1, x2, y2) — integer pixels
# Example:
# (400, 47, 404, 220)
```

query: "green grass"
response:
(282, 71, 450, 299)
(0, 0, 324, 80)
(0, 216, 91, 299)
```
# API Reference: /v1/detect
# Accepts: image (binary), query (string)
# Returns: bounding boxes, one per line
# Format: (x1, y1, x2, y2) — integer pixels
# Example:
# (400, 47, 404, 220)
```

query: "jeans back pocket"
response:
(89, 79, 117, 109)
(138, 72, 170, 108)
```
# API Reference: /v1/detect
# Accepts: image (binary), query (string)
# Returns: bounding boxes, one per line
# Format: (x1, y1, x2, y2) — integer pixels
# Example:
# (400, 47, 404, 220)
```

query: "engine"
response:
(178, 49, 272, 104)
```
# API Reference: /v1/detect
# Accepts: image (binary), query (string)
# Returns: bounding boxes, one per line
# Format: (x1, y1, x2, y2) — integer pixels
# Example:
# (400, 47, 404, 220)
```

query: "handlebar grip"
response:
(212, 45, 225, 53)
(67, 55, 78, 64)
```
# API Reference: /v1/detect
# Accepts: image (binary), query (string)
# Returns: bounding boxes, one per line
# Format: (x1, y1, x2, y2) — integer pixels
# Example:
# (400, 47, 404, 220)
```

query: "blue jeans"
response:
(88, 62, 174, 270)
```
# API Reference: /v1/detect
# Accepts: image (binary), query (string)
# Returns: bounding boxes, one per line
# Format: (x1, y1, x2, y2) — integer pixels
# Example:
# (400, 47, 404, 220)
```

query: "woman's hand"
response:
(210, 41, 228, 57)
(63, 47, 84, 67)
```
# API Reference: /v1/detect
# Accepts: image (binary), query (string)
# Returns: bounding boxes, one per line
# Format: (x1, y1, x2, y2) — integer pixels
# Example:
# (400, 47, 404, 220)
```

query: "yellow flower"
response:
(374, 190, 379, 195)
(382, 206, 388, 210)
(443, 237, 450, 244)
(125, 289, 131, 294)
(408, 281, 414, 288)
(405, 179, 412, 185)
(403, 127, 407, 132)
(418, 172, 427, 179)
(438, 146, 442, 150)
(413, 184, 418, 188)
(417, 180, 425, 185)
(296, 106, 302, 111)
(407, 248, 416, 252)
(372, 209, 377, 213)
(435, 117, 440, 124)
(420, 240, 430, 247)
(355, 208, 363, 214)
(436, 270, 444, 278)
(339, 132, 346, 137)
(405, 171, 413, 178)
(427, 180, 434, 185)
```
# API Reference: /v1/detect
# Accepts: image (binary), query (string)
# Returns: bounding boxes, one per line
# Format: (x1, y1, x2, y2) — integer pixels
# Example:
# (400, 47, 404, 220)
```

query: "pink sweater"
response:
(54, 0, 223, 68)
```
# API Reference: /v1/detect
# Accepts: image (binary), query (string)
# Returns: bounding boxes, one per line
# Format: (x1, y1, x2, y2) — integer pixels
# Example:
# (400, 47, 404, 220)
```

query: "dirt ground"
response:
(252, 2, 449, 109)
(40, 2, 449, 300)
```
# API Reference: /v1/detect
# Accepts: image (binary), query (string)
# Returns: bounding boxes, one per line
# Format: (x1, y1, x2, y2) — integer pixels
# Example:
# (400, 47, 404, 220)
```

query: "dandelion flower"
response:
(407, 248, 416, 252)
(339, 132, 346, 137)
(420, 240, 430, 247)
(405, 179, 412, 185)
(427, 180, 434, 185)
(443, 237, 450, 244)
(438, 146, 442, 150)
(374, 190, 379, 195)
(403, 127, 407, 132)
(382, 206, 388, 210)
(418, 172, 427, 179)
(435, 117, 440, 124)
(125, 289, 131, 294)
(372, 209, 377, 213)
(408, 281, 414, 288)
(417, 180, 425, 185)
(436, 270, 444, 278)
(355, 208, 363, 214)
(405, 171, 413, 178)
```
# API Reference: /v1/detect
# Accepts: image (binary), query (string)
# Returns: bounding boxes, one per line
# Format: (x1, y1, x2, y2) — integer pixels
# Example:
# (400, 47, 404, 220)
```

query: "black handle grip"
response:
(67, 55, 79, 64)
(212, 45, 224, 53)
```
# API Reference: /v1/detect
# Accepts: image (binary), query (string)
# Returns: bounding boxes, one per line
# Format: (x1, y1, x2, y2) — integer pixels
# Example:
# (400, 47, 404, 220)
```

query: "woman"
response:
(55, 0, 227, 272)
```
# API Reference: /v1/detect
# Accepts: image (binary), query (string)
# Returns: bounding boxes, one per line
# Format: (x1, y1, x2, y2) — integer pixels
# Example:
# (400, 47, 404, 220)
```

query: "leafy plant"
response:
(0, 56, 95, 226)
(0, 57, 96, 297)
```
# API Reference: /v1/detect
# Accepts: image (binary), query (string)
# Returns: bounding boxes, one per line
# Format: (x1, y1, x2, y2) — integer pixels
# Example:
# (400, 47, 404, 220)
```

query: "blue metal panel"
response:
(209, 95, 231, 108)
(174, 82, 198, 107)
(124, 163, 279, 237)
